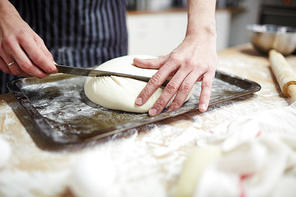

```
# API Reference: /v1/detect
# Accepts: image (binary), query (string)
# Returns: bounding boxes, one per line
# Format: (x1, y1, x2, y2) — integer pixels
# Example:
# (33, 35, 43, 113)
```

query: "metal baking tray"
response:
(7, 70, 261, 145)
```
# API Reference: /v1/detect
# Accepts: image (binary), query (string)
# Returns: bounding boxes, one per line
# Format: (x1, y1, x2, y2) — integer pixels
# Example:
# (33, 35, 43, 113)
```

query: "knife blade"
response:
(56, 64, 169, 86)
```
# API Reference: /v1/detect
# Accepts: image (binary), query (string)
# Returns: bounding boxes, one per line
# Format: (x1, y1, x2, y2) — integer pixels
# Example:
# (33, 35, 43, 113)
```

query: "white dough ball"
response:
(84, 55, 194, 113)
(69, 153, 116, 197)
(0, 137, 11, 168)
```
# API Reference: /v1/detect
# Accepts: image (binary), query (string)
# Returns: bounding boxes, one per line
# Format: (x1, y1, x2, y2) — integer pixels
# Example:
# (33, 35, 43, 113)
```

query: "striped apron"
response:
(1, 0, 128, 94)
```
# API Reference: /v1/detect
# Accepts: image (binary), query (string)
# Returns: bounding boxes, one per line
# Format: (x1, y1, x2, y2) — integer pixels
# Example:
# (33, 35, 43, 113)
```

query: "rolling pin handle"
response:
(288, 85, 296, 103)
(269, 49, 296, 102)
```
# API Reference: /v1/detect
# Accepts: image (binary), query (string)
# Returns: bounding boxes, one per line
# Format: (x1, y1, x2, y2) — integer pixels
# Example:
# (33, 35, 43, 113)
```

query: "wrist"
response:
(186, 21, 216, 36)
(185, 23, 217, 47)
(0, 1, 22, 32)
(185, 0, 217, 43)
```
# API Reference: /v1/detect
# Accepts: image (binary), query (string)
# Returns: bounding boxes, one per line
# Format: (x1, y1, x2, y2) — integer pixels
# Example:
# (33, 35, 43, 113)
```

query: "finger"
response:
(34, 35, 57, 73)
(0, 57, 13, 74)
(198, 72, 214, 112)
(21, 35, 57, 74)
(0, 51, 29, 76)
(5, 39, 48, 78)
(135, 62, 177, 107)
(148, 69, 190, 116)
(167, 71, 197, 112)
(133, 55, 167, 69)
(7, 61, 31, 77)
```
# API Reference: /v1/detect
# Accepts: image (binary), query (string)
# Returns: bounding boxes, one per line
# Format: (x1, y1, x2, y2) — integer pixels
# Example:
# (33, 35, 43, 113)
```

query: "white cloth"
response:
(194, 102, 296, 197)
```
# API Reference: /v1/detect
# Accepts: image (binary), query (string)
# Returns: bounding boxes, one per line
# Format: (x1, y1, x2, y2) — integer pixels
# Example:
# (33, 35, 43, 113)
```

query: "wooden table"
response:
(0, 44, 295, 197)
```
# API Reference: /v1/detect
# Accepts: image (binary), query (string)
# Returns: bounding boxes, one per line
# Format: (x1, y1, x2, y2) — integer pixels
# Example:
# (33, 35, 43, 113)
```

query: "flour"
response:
(69, 152, 117, 197)
(144, 126, 199, 157)
(0, 137, 11, 169)
(64, 126, 196, 197)
(0, 102, 17, 131)
(0, 169, 70, 197)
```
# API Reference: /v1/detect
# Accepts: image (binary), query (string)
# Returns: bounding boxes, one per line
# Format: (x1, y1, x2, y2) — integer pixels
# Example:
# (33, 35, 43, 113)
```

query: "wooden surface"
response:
(0, 44, 295, 197)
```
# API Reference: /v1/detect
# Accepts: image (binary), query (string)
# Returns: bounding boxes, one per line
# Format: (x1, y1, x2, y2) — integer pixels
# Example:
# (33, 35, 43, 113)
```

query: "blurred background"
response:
(126, 0, 296, 56)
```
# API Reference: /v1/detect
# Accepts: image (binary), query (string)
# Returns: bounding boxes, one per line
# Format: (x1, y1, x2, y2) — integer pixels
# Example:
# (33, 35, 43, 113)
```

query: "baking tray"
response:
(7, 70, 261, 145)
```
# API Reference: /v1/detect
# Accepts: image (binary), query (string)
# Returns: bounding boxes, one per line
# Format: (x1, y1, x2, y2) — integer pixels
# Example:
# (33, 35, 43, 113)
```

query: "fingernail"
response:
(199, 104, 207, 112)
(135, 97, 142, 105)
(52, 61, 58, 73)
(149, 108, 157, 116)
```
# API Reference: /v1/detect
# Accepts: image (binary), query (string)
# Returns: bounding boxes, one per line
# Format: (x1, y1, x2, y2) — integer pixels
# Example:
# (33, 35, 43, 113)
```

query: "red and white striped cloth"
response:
(194, 102, 296, 197)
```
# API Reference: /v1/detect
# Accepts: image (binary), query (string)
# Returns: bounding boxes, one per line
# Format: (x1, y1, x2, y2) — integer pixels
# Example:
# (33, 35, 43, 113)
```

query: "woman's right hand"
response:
(0, 0, 57, 78)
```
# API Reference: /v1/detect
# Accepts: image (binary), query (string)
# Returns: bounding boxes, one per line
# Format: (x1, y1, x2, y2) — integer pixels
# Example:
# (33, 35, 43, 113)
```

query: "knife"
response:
(56, 64, 170, 86)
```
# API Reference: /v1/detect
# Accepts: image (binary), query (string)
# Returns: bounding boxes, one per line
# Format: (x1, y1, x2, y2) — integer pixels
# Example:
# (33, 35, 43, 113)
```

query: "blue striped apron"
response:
(1, 0, 128, 94)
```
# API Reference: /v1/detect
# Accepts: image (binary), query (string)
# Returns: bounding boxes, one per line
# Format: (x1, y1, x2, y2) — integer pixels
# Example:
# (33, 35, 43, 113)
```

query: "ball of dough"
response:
(84, 55, 194, 113)
(69, 153, 116, 197)
(0, 137, 11, 168)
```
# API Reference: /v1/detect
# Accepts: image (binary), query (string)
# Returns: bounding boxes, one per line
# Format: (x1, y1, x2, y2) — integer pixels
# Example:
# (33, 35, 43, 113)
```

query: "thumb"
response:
(133, 55, 167, 69)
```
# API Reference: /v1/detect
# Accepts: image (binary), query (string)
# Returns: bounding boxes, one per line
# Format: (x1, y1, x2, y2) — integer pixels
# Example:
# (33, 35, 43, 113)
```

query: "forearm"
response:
(0, 0, 17, 15)
(0, 0, 22, 34)
(0, 0, 10, 8)
(186, 0, 217, 42)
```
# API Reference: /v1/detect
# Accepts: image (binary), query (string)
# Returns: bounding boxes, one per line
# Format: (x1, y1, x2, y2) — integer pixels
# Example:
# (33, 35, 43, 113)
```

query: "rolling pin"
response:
(269, 49, 296, 103)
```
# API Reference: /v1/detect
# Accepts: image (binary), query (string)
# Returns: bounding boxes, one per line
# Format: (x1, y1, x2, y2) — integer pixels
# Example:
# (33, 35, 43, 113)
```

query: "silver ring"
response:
(7, 61, 15, 67)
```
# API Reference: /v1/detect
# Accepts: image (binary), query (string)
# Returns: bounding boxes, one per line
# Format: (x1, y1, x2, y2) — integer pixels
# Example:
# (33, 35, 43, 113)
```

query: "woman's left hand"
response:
(133, 34, 217, 116)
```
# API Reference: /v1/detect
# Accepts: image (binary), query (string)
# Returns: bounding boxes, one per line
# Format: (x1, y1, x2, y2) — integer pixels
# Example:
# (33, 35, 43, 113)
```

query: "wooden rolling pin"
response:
(269, 49, 296, 103)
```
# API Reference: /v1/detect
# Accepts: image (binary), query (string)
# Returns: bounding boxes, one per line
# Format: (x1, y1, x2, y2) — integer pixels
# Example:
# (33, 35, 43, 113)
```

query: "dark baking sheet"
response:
(7, 70, 261, 145)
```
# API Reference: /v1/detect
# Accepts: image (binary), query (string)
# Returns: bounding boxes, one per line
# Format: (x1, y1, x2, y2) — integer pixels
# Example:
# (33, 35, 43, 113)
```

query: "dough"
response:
(84, 55, 194, 113)
(69, 152, 116, 197)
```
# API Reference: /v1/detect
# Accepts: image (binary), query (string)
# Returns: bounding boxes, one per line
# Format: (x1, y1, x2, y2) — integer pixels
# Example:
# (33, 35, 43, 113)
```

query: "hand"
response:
(134, 34, 217, 116)
(0, 2, 57, 78)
